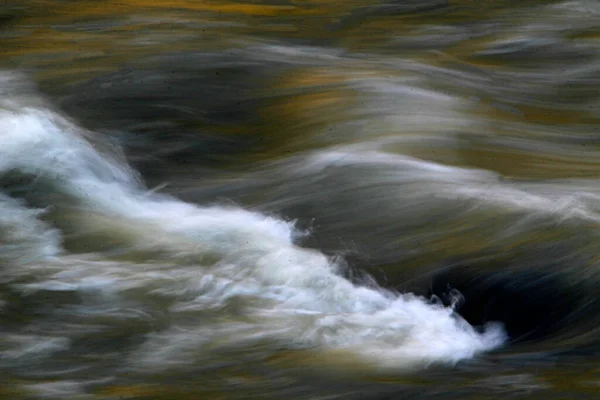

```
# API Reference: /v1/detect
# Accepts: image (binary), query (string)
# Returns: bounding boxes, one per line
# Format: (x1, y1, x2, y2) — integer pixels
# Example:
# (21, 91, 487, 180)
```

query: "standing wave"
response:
(0, 73, 505, 381)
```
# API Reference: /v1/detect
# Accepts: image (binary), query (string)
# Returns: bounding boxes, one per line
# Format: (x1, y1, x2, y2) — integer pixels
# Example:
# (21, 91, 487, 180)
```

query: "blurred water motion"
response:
(1, 1, 600, 399)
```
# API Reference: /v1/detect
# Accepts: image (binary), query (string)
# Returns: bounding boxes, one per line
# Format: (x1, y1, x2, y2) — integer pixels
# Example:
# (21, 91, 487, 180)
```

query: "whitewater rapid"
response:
(0, 74, 505, 377)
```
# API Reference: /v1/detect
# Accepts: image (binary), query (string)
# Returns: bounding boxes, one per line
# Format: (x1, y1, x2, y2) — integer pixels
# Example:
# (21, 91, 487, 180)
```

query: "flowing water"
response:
(1, 0, 600, 398)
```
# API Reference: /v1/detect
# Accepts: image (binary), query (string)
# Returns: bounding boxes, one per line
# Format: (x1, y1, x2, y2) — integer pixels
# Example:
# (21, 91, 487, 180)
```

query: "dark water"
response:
(1, 0, 600, 398)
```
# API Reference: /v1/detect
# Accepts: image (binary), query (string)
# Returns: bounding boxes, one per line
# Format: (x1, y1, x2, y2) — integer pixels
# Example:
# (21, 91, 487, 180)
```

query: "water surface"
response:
(1, 1, 600, 399)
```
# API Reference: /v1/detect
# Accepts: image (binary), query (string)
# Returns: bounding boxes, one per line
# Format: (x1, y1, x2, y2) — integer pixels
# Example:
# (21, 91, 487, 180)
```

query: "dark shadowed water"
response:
(1, 0, 600, 398)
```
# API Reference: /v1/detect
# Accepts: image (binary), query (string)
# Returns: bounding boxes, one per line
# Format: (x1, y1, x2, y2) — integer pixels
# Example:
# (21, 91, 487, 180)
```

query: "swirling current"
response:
(1, 0, 600, 399)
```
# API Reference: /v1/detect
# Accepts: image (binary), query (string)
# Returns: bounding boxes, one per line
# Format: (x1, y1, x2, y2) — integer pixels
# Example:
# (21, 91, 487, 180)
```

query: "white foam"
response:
(0, 193, 61, 263)
(0, 82, 505, 373)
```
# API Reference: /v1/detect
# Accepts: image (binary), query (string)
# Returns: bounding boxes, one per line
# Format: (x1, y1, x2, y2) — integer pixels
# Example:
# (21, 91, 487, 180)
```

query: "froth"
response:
(0, 78, 505, 374)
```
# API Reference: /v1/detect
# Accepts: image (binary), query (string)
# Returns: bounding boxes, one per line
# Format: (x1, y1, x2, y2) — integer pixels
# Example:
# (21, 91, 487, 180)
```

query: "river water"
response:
(1, 0, 600, 399)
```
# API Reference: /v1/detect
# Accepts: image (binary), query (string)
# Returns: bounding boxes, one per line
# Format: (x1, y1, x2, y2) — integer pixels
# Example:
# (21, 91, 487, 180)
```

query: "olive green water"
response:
(1, 0, 600, 399)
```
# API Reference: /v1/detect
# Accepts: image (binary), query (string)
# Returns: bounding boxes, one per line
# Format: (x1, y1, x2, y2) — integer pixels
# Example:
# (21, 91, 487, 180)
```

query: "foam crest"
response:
(0, 83, 505, 373)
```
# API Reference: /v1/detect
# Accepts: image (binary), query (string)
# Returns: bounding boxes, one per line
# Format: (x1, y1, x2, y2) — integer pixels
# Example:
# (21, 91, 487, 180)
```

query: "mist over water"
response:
(1, 1, 600, 399)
